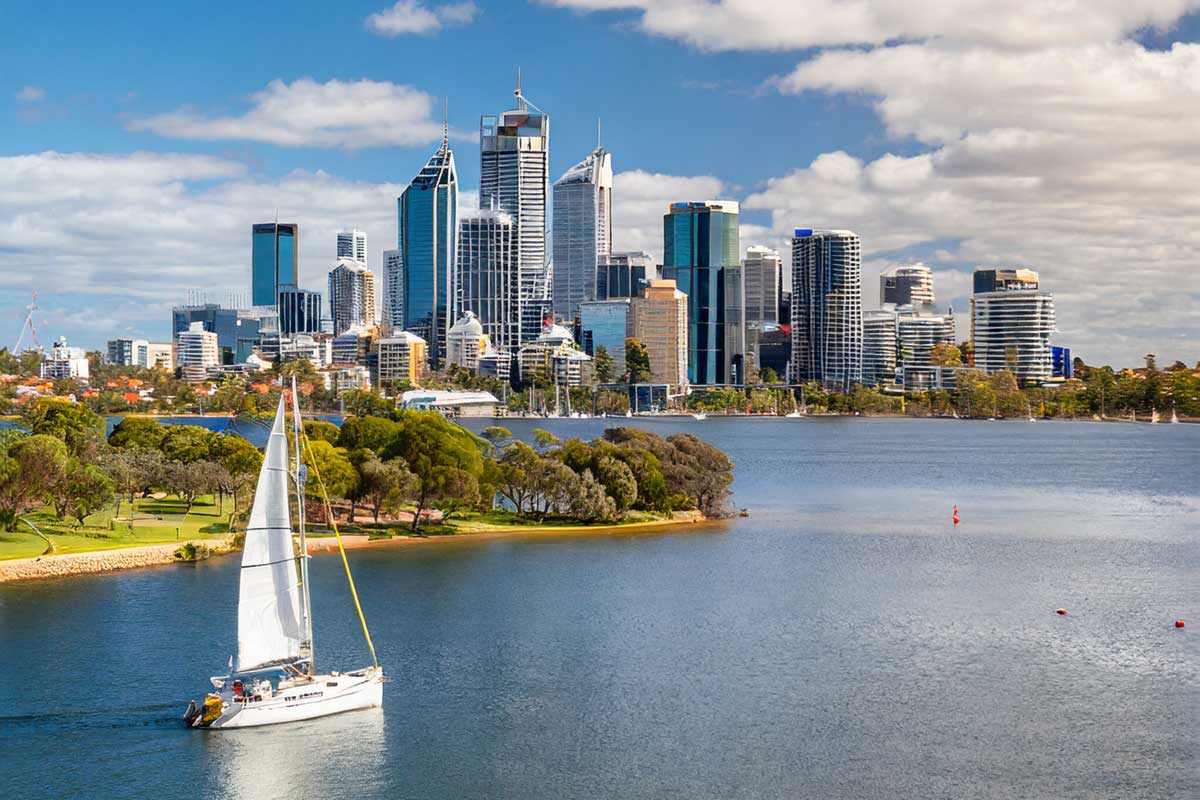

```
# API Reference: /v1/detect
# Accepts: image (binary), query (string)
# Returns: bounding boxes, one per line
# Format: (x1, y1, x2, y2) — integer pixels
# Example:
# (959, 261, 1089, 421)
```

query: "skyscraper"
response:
(790, 229, 863, 389)
(742, 246, 783, 327)
(336, 229, 367, 265)
(896, 308, 956, 367)
(382, 249, 401, 331)
(456, 210, 520, 351)
(480, 81, 550, 343)
(971, 268, 1056, 383)
(578, 299, 629, 378)
(327, 257, 377, 335)
(597, 251, 657, 300)
(251, 223, 298, 307)
(277, 285, 323, 335)
(880, 263, 934, 308)
(552, 143, 612, 320)
(862, 310, 898, 387)
(662, 201, 742, 385)
(629, 279, 688, 390)
(398, 136, 457, 367)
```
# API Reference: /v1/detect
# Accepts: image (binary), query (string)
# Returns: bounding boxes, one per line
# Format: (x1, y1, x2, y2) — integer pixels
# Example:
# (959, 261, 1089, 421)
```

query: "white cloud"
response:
(611, 170, 723, 262)
(128, 78, 452, 149)
(365, 0, 477, 36)
(15, 86, 45, 102)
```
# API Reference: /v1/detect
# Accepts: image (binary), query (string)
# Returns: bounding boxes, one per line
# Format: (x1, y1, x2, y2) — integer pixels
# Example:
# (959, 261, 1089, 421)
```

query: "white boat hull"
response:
(191, 667, 383, 729)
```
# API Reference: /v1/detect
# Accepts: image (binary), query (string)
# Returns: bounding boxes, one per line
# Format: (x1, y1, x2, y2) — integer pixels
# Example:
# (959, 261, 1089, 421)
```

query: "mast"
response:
(290, 377, 315, 674)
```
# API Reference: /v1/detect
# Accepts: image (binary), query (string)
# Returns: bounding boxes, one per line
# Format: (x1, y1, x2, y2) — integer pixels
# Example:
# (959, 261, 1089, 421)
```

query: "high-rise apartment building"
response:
(176, 322, 219, 381)
(336, 229, 367, 265)
(480, 84, 550, 343)
(552, 144, 612, 319)
(327, 258, 377, 336)
(374, 332, 427, 389)
(456, 210, 520, 351)
(41, 337, 89, 382)
(896, 308, 956, 367)
(862, 310, 898, 387)
(880, 263, 935, 308)
(398, 137, 457, 367)
(743, 246, 783, 327)
(277, 285, 323, 336)
(172, 303, 261, 365)
(105, 338, 173, 369)
(628, 279, 688, 390)
(790, 229, 863, 389)
(251, 223, 298, 307)
(662, 201, 742, 385)
(579, 299, 629, 379)
(971, 268, 1056, 383)
(382, 249, 402, 331)
(597, 251, 657, 300)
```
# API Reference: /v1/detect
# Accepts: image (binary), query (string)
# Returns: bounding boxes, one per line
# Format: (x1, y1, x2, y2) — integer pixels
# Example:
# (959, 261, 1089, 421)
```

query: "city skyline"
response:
(1, 2, 1198, 366)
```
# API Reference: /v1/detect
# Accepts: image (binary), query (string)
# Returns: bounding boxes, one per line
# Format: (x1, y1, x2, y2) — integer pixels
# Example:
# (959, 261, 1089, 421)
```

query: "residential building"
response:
(145, 342, 173, 371)
(106, 338, 174, 369)
(277, 285, 323, 335)
(172, 303, 261, 365)
(336, 228, 367, 265)
(327, 258, 377, 335)
(579, 299, 629, 379)
(862, 310, 898, 387)
(322, 365, 371, 394)
(382, 249, 402, 332)
(597, 251, 657, 300)
(251, 222, 298, 307)
(552, 144, 612, 319)
(176, 322, 219, 382)
(517, 323, 592, 388)
(662, 200, 742, 385)
(456, 210, 520, 351)
(331, 325, 375, 367)
(896, 307, 956, 367)
(628, 278, 688, 390)
(743, 246, 783, 327)
(446, 311, 491, 371)
(480, 83, 550, 343)
(901, 365, 970, 393)
(476, 349, 512, 383)
(398, 137, 457, 366)
(880, 263, 935, 308)
(375, 332, 427, 390)
(790, 229, 863, 389)
(41, 337, 89, 382)
(971, 268, 1056, 383)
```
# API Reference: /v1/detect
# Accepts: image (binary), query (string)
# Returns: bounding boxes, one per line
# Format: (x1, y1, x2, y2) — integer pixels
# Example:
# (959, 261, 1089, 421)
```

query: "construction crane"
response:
(13, 290, 41, 353)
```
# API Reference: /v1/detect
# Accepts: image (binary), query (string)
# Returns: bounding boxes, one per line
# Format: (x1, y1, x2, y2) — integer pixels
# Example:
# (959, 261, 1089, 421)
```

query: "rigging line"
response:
(298, 427, 379, 670)
(241, 554, 306, 570)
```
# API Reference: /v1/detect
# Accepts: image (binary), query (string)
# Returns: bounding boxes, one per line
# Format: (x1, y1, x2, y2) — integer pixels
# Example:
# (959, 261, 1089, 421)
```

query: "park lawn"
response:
(330, 508, 676, 539)
(0, 495, 234, 560)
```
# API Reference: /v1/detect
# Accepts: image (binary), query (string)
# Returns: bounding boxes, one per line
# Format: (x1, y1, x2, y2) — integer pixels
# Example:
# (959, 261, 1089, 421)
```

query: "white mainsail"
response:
(236, 396, 304, 672)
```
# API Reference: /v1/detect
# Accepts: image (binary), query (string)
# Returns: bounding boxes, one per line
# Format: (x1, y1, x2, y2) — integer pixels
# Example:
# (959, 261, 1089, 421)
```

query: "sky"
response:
(1, 0, 1198, 367)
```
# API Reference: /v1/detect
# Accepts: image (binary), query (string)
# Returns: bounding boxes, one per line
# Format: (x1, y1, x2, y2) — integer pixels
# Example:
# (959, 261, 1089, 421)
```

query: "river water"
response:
(1, 418, 1196, 799)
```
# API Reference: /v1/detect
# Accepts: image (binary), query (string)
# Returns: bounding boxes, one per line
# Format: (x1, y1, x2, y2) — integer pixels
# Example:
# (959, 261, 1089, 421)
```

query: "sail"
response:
(236, 396, 304, 672)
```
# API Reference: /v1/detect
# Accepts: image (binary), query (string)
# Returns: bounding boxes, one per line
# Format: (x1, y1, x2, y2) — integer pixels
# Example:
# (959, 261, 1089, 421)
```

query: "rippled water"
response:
(1, 418, 1196, 799)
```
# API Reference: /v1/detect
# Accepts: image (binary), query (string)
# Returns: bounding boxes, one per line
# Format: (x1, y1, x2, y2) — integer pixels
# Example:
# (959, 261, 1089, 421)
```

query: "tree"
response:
(108, 416, 167, 450)
(303, 419, 341, 444)
(759, 366, 780, 384)
(382, 409, 485, 533)
(593, 345, 614, 383)
(929, 343, 963, 367)
(532, 428, 560, 451)
(302, 440, 359, 517)
(162, 460, 212, 516)
(65, 462, 116, 526)
(0, 435, 68, 529)
(428, 467, 481, 522)
(24, 398, 105, 457)
(160, 425, 216, 463)
(625, 338, 652, 383)
(336, 415, 399, 454)
(341, 389, 395, 419)
(481, 426, 514, 450)
(594, 455, 638, 514)
(356, 457, 415, 523)
(568, 468, 617, 522)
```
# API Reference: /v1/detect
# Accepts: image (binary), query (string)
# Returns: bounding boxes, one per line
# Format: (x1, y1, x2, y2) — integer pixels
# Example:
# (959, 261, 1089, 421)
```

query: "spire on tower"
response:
(442, 97, 449, 149)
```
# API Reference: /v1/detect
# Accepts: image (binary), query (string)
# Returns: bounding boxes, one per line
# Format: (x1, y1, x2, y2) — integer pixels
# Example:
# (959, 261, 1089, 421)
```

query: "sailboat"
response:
(185, 383, 382, 729)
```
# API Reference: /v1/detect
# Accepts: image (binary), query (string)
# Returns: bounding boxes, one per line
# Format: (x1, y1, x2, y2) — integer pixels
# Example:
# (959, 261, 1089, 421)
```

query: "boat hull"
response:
(192, 667, 383, 730)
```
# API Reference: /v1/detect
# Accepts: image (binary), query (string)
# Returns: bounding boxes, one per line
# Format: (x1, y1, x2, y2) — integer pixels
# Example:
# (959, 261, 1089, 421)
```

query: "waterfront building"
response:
(176, 322, 219, 382)
(480, 83, 550, 343)
(446, 311, 491, 371)
(597, 251, 657, 300)
(327, 258, 377, 336)
(1052, 346, 1073, 379)
(382, 249, 402, 332)
(579, 299, 629, 379)
(399, 389, 501, 417)
(880, 263, 935, 308)
(251, 222, 298, 307)
(790, 228, 863, 389)
(455, 210, 520, 351)
(40, 337, 89, 382)
(754, 324, 791, 380)
(971, 268, 1056, 383)
(172, 303, 261, 365)
(743, 246, 784, 327)
(277, 333, 332, 367)
(374, 332, 427, 390)
(277, 285, 323, 335)
(398, 136, 457, 367)
(336, 228, 367, 265)
(900, 364, 970, 393)
(662, 200, 742, 385)
(862, 310, 898, 387)
(628, 278, 688, 391)
(517, 323, 592, 387)
(551, 143, 612, 319)
(896, 307, 955, 367)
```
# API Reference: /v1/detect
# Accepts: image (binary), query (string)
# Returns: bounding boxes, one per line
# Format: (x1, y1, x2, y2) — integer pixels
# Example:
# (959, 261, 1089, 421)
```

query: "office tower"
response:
(598, 251, 657, 300)
(336, 229, 367, 265)
(277, 285, 323, 335)
(579, 299, 630, 379)
(398, 137, 457, 366)
(172, 303, 262, 365)
(382, 249, 402, 331)
(971, 268, 1055, 383)
(552, 143, 612, 319)
(628, 279, 688, 390)
(743, 246, 783, 327)
(251, 223, 298, 307)
(446, 311, 492, 371)
(862, 310, 898, 386)
(790, 229, 863, 389)
(662, 201, 742, 385)
(896, 308, 956, 367)
(480, 81, 550, 343)
(456, 210, 520, 351)
(880, 263, 934, 308)
(327, 257, 377, 336)
(175, 322, 219, 381)
(374, 332, 427, 389)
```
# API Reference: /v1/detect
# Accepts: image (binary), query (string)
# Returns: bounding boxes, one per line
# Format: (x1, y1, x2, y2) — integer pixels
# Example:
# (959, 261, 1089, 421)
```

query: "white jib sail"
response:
(236, 396, 304, 672)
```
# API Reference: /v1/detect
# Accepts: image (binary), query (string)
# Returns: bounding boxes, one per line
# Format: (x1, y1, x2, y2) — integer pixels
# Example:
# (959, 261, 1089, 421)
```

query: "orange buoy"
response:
(1175, 620, 1185, 628)
(1055, 608, 1068, 616)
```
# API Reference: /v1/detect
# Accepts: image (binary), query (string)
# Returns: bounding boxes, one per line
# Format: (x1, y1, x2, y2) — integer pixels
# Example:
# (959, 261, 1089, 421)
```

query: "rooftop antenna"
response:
(597, 117, 602, 150)
(515, 66, 525, 110)
(13, 290, 41, 353)
(442, 97, 449, 149)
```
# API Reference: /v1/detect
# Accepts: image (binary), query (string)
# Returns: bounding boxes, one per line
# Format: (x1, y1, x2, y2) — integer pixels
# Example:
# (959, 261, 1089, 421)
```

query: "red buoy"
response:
(1055, 608, 1068, 616)
(1175, 620, 1185, 628)
(952, 505, 960, 525)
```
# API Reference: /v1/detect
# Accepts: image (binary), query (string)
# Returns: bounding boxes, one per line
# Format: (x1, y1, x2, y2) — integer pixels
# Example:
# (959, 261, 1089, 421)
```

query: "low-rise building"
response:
(375, 332, 428, 390)
(517, 323, 593, 387)
(446, 311, 491, 371)
(400, 389, 500, 417)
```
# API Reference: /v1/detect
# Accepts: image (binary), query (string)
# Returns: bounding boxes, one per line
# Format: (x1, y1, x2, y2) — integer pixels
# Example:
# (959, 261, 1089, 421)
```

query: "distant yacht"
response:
(692, 413, 707, 421)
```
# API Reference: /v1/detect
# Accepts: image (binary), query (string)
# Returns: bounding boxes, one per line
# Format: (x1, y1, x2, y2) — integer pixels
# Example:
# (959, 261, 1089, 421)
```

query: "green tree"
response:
(759, 366, 780, 384)
(356, 457, 415, 523)
(568, 468, 617, 522)
(593, 345, 614, 383)
(302, 440, 359, 517)
(341, 389, 395, 419)
(625, 338, 652, 383)
(929, 343, 963, 367)
(108, 416, 167, 450)
(303, 419, 341, 444)
(163, 460, 213, 516)
(594, 455, 638, 513)
(336, 415, 400, 454)
(382, 410, 485, 533)
(24, 398, 105, 457)
(160, 425, 216, 463)
(0, 434, 68, 529)
(65, 462, 116, 526)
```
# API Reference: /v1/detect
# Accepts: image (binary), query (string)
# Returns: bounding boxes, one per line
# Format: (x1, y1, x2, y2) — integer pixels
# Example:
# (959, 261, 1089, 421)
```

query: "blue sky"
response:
(2, 1, 1198, 366)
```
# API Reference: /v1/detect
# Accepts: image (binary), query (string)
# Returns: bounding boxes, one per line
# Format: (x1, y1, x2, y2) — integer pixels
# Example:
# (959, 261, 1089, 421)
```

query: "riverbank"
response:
(0, 539, 229, 583)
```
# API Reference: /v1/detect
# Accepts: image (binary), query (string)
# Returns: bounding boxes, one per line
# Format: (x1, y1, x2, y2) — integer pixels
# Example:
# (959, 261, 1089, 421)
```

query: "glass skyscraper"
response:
(455, 210, 519, 351)
(597, 251, 657, 301)
(662, 201, 742, 385)
(277, 285, 323, 335)
(552, 145, 612, 320)
(579, 299, 629, 379)
(251, 223, 298, 307)
(790, 229, 863, 389)
(398, 137, 457, 367)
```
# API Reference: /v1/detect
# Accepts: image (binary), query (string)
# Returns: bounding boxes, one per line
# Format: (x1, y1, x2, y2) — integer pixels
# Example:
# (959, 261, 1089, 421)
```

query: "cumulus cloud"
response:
(15, 86, 45, 102)
(128, 78, 453, 149)
(366, 0, 477, 36)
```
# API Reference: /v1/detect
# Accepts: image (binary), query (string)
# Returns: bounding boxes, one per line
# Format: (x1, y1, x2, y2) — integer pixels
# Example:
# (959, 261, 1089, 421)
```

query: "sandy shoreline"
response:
(0, 513, 715, 584)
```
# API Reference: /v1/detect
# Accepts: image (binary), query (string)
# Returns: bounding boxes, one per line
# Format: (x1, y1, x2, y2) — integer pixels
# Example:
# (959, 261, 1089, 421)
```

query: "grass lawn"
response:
(0, 495, 234, 560)
(323, 508, 675, 539)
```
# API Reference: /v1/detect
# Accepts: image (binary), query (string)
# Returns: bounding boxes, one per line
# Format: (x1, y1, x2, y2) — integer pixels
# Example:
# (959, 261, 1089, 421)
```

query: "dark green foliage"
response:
(108, 416, 167, 450)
